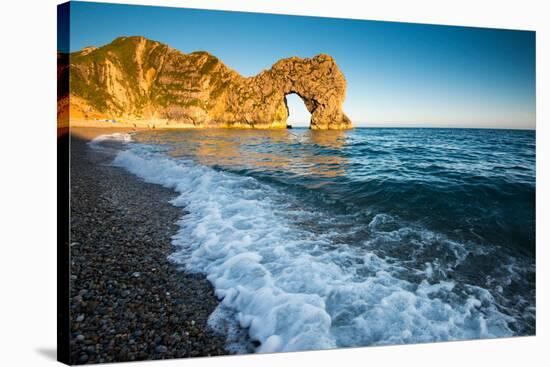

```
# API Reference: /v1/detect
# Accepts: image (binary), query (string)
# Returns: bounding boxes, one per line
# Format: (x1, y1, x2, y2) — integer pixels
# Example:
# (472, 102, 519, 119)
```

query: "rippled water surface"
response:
(108, 127, 535, 352)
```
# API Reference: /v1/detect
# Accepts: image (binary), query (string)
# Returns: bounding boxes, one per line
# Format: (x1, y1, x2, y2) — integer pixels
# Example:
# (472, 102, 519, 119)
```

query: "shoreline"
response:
(66, 119, 352, 131)
(69, 119, 290, 130)
(69, 129, 232, 364)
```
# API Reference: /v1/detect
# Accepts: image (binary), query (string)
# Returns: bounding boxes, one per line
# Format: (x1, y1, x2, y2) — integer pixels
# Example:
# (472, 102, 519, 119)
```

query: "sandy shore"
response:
(68, 118, 290, 130)
(69, 118, 191, 130)
(70, 126, 143, 141)
(69, 129, 230, 364)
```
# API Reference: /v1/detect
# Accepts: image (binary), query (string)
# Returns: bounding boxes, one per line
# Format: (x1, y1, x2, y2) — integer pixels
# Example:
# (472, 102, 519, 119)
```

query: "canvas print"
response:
(57, 1, 536, 365)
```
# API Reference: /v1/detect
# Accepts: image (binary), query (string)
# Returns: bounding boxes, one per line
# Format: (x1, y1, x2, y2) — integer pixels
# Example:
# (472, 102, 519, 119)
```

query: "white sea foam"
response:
(110, 140, 517, 353)
(88, 133, 133, 150)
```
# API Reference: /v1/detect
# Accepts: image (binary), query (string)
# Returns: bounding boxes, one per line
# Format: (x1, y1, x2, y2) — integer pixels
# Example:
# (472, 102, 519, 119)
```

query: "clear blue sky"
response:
(61, 1, 536, 129)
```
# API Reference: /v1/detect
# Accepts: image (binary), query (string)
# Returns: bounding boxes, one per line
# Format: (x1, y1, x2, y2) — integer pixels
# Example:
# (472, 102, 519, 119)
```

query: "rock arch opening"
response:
(284, 93, 312, 128)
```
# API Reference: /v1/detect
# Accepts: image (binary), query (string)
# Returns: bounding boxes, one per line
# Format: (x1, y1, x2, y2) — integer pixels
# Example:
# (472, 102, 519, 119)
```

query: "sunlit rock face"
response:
(248, 54, 352, 130)
(61, 36, 352, 129)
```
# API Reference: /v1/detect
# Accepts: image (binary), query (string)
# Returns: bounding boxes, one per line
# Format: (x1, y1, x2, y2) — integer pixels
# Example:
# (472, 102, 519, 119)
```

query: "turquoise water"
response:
(106, 127, 535, 352)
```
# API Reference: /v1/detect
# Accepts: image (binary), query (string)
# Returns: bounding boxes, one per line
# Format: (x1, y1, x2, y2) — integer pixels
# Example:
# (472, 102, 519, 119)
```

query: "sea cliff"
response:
(58, 36, 352, 130)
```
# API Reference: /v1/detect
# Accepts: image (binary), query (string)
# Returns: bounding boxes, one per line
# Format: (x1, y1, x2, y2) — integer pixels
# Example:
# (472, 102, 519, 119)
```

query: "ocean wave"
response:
(88, 132, 134, 149)
(108, 139, 526, 353)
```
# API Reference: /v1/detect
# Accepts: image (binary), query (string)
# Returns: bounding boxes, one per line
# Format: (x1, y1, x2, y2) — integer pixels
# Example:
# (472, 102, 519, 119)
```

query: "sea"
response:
(92, 127, 536, 353)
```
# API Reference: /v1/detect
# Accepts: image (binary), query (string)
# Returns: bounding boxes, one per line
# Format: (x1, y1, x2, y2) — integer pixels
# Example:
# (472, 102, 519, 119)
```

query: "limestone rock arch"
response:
(270, 54, 352, 130)
(231, 54, 352, 129)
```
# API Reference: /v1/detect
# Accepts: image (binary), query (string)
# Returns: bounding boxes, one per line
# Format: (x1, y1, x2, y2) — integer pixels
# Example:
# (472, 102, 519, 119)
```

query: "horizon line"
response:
(288, 124, 536, 130)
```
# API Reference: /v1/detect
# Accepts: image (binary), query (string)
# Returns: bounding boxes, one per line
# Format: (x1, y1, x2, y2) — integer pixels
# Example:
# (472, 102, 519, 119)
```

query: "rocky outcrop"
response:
(61, 36, 352, 129)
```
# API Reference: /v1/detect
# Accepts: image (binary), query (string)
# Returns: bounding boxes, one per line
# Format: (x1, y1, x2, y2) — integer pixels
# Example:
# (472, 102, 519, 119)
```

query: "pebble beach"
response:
(68, 129, 228, 364)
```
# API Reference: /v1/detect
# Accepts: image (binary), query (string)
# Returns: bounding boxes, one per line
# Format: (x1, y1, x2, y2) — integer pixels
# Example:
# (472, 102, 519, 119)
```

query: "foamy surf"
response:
(88, 132, 134, 150)
(103, 137, 526, 353)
